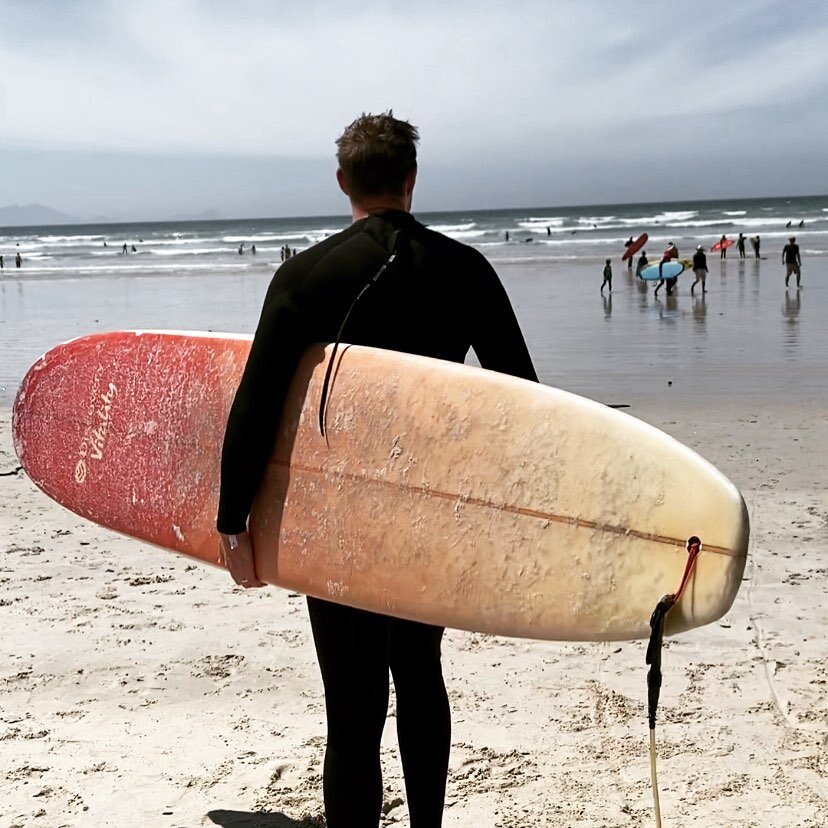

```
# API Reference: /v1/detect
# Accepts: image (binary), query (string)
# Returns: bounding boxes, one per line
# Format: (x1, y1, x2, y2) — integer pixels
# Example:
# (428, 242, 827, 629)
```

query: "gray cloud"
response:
(1, 0, 826, 218)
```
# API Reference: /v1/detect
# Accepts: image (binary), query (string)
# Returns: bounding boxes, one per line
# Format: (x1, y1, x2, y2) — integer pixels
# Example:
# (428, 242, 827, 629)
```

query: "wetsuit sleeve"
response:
(216, 282, 308, 534)
(467, 253, 538, 383)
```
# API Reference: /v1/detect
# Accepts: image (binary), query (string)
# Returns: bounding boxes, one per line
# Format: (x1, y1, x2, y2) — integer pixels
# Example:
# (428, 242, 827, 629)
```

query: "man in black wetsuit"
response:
(216, 112, 537, 828)
(782, 236, 802, 288)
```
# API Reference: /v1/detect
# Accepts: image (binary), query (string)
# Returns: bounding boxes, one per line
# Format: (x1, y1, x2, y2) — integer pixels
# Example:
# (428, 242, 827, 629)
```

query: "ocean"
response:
(1, 194, 826, 407)
(2, 195, 826, 280)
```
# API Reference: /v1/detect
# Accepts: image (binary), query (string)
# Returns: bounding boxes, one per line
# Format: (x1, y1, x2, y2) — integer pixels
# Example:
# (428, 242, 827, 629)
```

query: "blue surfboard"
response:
(639, 260, 686, 282)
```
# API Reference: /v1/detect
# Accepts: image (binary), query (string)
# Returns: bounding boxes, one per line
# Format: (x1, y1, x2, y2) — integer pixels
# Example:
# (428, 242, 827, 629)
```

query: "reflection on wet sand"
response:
(692, 293, 707, 322)
(782, 290, 801, 359)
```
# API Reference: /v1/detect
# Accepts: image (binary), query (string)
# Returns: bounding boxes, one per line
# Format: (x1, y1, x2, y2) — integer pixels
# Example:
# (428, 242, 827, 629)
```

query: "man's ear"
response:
(336, 168, 350, 196)
(404, 166, 417, 196)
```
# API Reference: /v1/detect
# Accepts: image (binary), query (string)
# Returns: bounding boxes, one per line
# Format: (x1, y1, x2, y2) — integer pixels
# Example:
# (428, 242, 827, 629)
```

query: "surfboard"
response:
(639, 260, 686, 281)
(12, 331, 749, 642)
(711, 239, 735, 252)
(622, 233, 648, 261)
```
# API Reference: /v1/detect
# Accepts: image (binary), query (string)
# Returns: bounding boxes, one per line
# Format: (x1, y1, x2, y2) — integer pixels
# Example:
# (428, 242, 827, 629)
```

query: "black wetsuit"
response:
(218, 209, 537, 827)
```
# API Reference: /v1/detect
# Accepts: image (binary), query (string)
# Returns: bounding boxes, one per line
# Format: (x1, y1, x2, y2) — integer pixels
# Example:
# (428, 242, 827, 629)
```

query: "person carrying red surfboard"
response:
(217, 111, 538, 828)
(654, 242, 679, 297)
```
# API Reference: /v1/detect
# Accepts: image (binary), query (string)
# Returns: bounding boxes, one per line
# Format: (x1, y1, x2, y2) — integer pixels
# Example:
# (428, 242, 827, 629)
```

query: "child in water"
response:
(601, 259, 612, 294)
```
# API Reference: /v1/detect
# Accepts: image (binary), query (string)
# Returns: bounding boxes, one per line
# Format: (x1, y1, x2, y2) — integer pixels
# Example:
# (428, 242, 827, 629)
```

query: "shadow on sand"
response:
(207, 810, 324, 828)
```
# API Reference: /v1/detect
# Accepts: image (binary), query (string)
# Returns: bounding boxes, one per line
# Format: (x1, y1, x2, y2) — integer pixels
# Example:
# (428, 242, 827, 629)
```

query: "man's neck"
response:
(350, 196, 410, 222)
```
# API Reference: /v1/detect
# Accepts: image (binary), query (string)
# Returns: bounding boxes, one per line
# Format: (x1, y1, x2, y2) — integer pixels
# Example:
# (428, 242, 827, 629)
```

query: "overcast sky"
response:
(1, 0, 827, 221)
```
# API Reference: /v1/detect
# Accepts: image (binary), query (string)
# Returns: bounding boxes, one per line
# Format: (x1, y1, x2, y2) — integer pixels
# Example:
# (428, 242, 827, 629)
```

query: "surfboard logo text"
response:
(75, 382, 118, 484)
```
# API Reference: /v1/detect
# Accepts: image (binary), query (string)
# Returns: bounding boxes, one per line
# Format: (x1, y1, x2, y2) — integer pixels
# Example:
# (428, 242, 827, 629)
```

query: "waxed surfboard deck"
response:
(13, 331, 749, 641)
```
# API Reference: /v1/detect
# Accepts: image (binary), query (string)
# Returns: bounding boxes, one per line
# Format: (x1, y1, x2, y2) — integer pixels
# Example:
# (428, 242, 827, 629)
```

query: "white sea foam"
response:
(723, 211, 747, 216)
(426, 223, 476, 232)
(517, 222, 570, 233)
(443, 229, 487, 239)
(12, 262, 247, 277)
(141, 237, 210, 246)
(222, 229, 342, 243)
(39, 234, 104, 242)
(149, 247, 233, 256)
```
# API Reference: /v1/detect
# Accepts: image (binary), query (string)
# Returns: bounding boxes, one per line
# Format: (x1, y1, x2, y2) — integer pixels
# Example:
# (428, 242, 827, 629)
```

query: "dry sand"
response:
(1, 399, 826, 827)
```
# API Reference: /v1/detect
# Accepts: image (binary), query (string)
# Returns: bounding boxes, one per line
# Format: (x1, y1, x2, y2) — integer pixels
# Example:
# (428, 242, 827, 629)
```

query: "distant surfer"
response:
(238, 243, 244, 255)
(624, 236, 634, 270)
(635, 250, 648, 277)
(752, 235, 761, 259)
(546, 225, 551, 236)
(217, 111, 538, 827)
(718, 234, 728, 259)
(251, 244, 257, 254)
(505, 230, 510, 242)
(15, 252, 22, 268)
(786, 220, 792, 228)
(122, 243, 128, 254)
(736, 233, 746, 259)
(782, 236, 802, 288)
(798, 219, 805, 228)
(691, 245, 708, 294)
(655, 242, 678, 297)
(601, 258, 612, 294)
(0, 255, 4, 269)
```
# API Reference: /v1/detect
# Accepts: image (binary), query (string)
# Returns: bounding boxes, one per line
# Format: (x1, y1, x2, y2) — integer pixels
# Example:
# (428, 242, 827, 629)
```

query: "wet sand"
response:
(1, 254, 826, 826)
(2, 254, 827, 406)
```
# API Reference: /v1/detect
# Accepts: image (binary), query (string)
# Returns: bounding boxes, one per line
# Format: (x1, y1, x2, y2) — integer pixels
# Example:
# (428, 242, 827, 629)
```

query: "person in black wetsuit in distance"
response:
(636, 249, 648, 277)
(216, 112, 537, 828)
(624, 237, 634, 270)
(601, 258, 612, 293)
(752, 236, 761, 259)
(782, 236, 802, 288)
(691, 245, 708, 294)
(737, 233, 746, 259)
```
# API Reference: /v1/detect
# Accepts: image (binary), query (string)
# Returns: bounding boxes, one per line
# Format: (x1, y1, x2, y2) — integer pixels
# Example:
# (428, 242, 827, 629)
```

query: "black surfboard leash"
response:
(646, 535, 702, 827)
(318, 229, 403, 439)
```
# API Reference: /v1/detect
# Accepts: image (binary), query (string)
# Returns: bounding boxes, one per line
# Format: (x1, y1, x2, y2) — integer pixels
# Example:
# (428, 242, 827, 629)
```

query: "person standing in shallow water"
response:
(600, 258, 612, 293)
(719, 234, 728, 259)
(737, 233, 746, 259)
(216, 111, 537, 828)
(752, 236, 761, 259)
(691, 245, 708, 294)
(623, 237, 634, 270)
(782, 236, 802, 288)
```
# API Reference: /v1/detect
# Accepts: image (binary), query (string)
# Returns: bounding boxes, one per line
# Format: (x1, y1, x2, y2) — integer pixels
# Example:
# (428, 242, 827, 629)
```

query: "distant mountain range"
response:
(0, 204, 228, 227)
(0, 203, 79, 227)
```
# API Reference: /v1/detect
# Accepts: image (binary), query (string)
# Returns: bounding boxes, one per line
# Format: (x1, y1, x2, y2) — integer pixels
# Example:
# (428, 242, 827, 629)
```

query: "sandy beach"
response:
(1, 247, 827, 826)
(2, 399, 826, 827)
